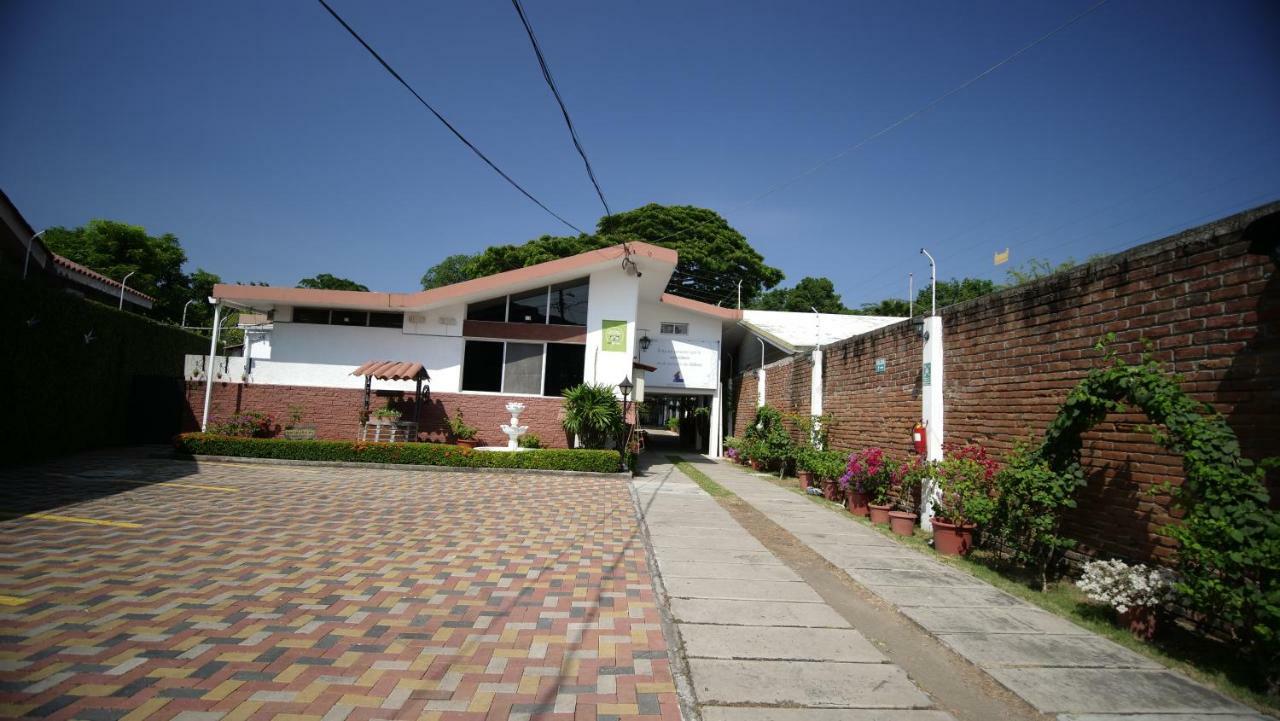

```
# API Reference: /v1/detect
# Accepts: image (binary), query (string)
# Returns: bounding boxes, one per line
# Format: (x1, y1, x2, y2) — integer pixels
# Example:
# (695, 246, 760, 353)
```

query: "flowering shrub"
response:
(1076, 559, 1176, 614)
(889, 455, 930, 512)
(839, 447, 894, 502)
(207, 411, 276, 438)
(933, 444, 1000, 526)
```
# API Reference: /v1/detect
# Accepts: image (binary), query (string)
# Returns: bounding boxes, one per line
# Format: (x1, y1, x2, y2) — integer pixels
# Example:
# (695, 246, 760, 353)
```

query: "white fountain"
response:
(478, 402, 530, 452)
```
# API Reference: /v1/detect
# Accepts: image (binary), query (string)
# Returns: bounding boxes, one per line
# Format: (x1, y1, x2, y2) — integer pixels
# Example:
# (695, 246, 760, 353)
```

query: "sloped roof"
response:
(740, 309, 905, 351)
(51, 254, 157, 305)
(351, 360, 429, 381)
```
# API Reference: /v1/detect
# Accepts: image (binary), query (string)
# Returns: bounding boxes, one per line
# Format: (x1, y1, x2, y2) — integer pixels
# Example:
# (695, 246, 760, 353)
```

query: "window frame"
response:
(465, 277, 590, 327)
(660, 322, 689, 335)
(459, 338, 586, 398)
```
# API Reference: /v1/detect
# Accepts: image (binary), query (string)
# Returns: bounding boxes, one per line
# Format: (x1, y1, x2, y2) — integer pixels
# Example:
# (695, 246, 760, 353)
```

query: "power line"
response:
(510, 0, 611, 219)
(646, 0, 1111, 248)
(314, 0, 586, 234)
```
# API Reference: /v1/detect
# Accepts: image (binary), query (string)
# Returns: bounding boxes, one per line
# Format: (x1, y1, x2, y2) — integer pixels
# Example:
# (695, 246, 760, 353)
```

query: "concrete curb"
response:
(165, 452, 633, 480)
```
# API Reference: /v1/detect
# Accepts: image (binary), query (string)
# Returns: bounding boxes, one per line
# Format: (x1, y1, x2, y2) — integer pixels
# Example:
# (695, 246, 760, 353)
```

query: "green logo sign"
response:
(602, 319, 627, 352)
(874, 358, 886, 374)
(922, 361, 931, 387)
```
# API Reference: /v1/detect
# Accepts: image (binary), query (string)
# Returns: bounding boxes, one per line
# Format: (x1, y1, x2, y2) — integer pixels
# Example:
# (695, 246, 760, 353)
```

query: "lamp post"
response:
(118, 271, 136, 310)
(181, 299, 197, 327)
(618, 376, 634, 472)
(22, 230, 47, 280)
(917, 248, 943, 531)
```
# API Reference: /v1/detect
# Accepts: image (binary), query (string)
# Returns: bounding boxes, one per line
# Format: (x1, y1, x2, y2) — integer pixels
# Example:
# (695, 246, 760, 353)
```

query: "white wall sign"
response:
(645, 338, 718, 390)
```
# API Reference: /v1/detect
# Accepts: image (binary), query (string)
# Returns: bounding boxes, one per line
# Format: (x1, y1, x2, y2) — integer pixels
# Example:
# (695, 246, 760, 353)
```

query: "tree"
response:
(1005, 257, 1078, 285)
(43, 219, 191, 320)
(184, 268, 222, 328)
(916, 277, 1000, 312)
(599, 204, 783, 305)
(418, 204, 785, 304)
(297, 273, 368, 292)
(752, 276, 848, 313)
(854, 297, 912, 316)
(421, 253, 480, 289)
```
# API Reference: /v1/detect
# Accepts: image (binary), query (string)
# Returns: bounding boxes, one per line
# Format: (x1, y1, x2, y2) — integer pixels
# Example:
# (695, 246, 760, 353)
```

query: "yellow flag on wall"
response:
(994, 248, 1010, 266)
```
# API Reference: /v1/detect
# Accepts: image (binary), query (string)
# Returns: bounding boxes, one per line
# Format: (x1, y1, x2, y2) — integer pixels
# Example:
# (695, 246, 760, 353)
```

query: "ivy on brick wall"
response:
(1014, 336, 1279, 669)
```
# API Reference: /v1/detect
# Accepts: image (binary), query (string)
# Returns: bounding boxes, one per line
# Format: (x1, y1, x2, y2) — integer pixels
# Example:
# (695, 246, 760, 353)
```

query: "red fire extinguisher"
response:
(912, 421, 927, 455)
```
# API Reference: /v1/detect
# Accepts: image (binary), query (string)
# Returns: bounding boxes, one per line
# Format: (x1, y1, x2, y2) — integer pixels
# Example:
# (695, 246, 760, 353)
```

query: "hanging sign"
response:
(646, 338, 718, 390)
(601, 319, 627, 352)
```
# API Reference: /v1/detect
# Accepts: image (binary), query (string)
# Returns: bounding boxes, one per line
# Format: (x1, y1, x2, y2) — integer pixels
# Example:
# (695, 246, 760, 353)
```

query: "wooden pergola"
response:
(351, 360, 431, 426)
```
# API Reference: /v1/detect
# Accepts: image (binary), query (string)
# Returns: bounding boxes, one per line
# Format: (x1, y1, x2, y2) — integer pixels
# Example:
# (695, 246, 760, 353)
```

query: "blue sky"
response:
(3, 0, 1278, 307)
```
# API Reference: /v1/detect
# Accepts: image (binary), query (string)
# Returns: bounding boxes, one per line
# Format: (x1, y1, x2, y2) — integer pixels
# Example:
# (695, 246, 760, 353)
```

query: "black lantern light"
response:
(639, 333, 651, 352)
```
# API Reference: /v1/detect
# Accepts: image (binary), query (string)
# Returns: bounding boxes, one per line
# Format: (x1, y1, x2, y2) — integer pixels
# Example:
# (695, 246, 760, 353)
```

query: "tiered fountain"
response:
(478, 402, 529, 452)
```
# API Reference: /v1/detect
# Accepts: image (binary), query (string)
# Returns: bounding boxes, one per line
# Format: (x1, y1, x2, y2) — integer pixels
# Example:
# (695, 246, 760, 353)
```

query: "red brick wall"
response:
(731, 205, 1280, 565)
(184, 383, 572, 448)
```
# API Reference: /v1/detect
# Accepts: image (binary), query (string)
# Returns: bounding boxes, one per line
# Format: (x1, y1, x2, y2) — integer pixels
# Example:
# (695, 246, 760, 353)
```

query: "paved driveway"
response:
(0, 454, 678, 721)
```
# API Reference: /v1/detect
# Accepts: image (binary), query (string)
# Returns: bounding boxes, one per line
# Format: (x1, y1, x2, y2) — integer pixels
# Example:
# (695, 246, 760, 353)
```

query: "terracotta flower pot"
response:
(845, 490, 870, 517)
(797, 470, 814, 489)
(931, 519, 976, 556)
(750, 458, 763, 471)
(822, 479, 842, 502)
(888, 510, 917, 536)
(868, 503, 892, 526)
(456, 438, 480, 449)
(1119, 606, 1158, 641)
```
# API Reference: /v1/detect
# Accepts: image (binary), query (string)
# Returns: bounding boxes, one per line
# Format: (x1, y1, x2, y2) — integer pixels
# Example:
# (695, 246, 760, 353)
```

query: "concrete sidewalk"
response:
(633, 459, 956, 720)
(687, 455, 1266, 721)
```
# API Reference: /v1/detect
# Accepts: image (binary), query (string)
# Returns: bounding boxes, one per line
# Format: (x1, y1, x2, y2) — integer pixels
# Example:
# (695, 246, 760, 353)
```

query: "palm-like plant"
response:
(561, 383, 623, 449)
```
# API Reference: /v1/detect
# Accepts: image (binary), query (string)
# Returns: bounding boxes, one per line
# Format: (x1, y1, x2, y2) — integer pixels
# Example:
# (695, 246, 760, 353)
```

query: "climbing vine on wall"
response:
(1025, 337, 1278, 665)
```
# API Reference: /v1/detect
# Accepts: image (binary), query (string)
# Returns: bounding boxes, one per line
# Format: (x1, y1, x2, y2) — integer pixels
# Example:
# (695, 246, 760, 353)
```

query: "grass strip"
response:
(667, 456, 733, 497)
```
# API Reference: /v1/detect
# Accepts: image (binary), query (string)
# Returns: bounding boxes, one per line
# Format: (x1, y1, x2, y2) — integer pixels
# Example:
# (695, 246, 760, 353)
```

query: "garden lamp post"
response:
(181, 299, 197, 327)
(118, 271, 136, 310)
(22, 229, 47, 280)
(618, 376, 634, 471)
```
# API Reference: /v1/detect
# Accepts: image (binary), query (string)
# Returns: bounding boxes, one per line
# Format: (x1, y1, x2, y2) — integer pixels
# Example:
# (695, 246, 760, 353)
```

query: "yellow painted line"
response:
(0, 595, 29, 606)
(49, 473, 237, 493)
(24, 513, 141, 529)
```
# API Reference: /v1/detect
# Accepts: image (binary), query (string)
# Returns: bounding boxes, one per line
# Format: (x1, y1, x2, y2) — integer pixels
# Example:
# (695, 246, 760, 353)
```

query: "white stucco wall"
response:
(185, 355, 422, 392)
(267, 321, 463, 392)
(583, 268, 640, 393)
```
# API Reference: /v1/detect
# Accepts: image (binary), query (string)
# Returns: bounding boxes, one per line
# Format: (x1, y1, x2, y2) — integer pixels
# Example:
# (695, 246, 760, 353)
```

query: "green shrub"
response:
(562, 384, 623, 449)
(207, 411, 277, 438)
(174, 434, 622, 473)
(518, 433, 542, 449)
(744, 406, 796, 475)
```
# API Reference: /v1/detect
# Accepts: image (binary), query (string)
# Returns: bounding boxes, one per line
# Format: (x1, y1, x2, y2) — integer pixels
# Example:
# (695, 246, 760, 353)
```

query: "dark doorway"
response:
(639, 393, 712, 453)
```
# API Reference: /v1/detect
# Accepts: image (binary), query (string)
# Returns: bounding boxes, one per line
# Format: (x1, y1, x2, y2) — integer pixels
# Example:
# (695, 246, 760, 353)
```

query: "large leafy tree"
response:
(297, 273, 368, 291)
(43, 220, 191, 320)
(915, 278, 1000, 313)
(752, 276, 848, 313)
(854, 298, 912, 316)
(184, 268, 223, 327)
(418, 204, 784, 304)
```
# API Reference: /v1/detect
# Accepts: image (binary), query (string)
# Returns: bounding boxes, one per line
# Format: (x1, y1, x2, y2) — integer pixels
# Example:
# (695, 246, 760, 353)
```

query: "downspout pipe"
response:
(200, 300, 222, 431)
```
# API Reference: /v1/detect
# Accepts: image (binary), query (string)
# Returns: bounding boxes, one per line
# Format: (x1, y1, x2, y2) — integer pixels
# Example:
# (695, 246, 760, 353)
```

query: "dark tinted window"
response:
(292, 307, 329, 324)
(466, 296, 507, 322)
(504, 342, 543, 394)
(461, 341, 504, 392)
(543, 343, 585, 397)
(331, 310, 368, 326)
(508, 288, 548, 324)
(368, 312, 403, 329)
(547, 279, 589, 325)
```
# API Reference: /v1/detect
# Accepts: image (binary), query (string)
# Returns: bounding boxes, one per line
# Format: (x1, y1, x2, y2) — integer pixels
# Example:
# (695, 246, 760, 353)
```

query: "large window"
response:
(465, 278, 589, 326)
(290, 307, 403, 329)
(461, 340, 584, 396)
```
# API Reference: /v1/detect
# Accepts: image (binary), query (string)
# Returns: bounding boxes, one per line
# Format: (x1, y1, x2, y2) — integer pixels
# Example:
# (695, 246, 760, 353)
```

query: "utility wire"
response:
(511, 0, 611, 219)
(314, 0, 586, 234)
(646, 0, 1111, 247)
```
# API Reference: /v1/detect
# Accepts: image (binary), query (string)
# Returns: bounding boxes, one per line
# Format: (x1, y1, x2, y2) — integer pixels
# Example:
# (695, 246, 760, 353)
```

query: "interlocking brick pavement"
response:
(0, 454, 679, 721)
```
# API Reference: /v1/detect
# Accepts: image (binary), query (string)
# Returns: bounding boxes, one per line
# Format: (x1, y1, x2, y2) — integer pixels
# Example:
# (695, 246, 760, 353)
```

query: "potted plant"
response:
(887, 457, 928, 536)
(931, 445, 1000, 555)
(561, 383, 623, 449)
(1076, 559, 1175, 640)
(370, 407, 402, 426)
(794, 447, 818, 489)
(838, 447, 892, 517)
(447, 410, 479, 448)
(282, 405, 317, 440)
(743, 406, 794, 477)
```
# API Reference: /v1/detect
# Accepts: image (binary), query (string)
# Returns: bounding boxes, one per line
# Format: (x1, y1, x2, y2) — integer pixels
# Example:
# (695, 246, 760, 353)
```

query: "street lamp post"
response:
(181, 299, 197, 327)
(618, 376, 634, 472)
(118, 271, 136, 310)
(22, 230, 47, 280)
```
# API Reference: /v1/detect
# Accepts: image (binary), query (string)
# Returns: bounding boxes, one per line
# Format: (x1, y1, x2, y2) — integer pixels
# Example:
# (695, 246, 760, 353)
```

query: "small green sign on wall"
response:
(923, 361, 932, 387)
(874, 358, 886, 374)
(601, 319, 628, 352)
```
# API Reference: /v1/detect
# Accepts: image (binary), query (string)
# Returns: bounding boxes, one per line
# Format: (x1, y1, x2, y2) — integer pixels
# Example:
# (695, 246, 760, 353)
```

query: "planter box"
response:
(282, 427, 317, 441)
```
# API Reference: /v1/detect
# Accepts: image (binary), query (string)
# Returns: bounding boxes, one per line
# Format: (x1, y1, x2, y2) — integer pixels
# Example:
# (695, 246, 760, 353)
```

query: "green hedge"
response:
(175, 434, 625, 473)
(1, 267, 207, 463)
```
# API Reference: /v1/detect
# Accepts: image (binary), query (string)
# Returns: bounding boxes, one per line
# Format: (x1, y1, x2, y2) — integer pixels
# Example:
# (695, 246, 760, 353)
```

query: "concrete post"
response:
(200, 301, 222, 432)
(756, 367, 766, 408)
(919, 315, 944, 530)
(810, 348, 824, 448)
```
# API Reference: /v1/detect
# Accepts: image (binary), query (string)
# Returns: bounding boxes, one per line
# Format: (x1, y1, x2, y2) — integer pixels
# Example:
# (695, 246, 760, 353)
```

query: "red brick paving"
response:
(0, 456, 679, 721)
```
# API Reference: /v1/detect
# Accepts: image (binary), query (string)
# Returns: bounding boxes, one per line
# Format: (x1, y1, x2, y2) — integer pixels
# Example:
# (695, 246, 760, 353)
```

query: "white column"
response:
(200, 301, 223, 432)
(756, 367, 766, 407)
(919, 315, 945, 530)
(710, 384, 723, 458)
(810, 348, 824, 447)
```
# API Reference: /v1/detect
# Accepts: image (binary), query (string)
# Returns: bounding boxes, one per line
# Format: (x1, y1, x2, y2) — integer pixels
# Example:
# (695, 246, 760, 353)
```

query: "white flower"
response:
(1076, 559, 1175, 613)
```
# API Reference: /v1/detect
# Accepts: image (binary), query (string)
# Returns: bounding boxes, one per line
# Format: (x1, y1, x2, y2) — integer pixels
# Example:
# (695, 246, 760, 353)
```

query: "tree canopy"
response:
(418, 204, 784, 305)
(297, 273, 369, 292)
(44, 220, 190, 320)
(752, 276, 848, 313)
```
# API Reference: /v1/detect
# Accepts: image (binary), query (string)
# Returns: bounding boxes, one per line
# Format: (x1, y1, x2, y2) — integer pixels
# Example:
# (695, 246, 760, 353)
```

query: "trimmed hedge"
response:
(175, 433, 624, 474)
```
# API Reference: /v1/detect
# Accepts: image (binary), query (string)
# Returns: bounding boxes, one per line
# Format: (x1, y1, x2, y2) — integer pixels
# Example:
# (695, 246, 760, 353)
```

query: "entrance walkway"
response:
(633, 458, 954, 720)
(680, 455, 1264, 721)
